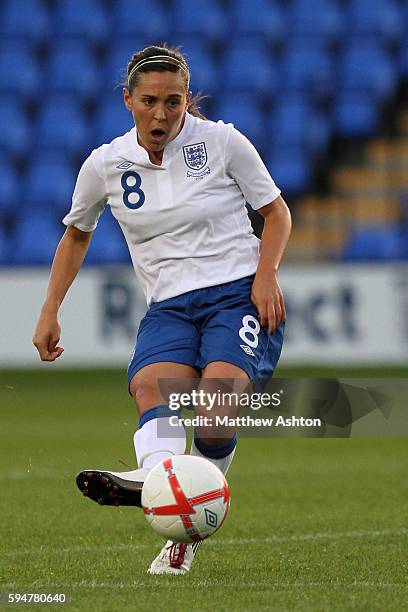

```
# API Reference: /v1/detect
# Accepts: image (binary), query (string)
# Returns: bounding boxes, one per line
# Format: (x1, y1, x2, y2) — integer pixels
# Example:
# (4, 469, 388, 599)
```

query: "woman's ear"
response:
(123, 87, 133, 111)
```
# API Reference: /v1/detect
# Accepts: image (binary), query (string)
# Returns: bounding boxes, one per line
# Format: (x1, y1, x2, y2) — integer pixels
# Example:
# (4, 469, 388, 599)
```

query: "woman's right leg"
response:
(77, 295, 200, 506)
(76, 362, 197, 506)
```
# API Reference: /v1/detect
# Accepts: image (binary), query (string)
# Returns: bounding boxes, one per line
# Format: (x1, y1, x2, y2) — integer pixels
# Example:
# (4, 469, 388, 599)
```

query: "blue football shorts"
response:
(127, 275, 284, 388)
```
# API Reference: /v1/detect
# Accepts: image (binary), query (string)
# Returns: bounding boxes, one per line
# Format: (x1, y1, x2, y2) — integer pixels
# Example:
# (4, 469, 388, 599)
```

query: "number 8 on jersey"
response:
(121, 171, 146, 209)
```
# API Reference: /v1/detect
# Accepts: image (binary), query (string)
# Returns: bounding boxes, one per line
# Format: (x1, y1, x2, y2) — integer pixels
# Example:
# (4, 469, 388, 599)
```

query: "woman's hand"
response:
(252, 196, 291, 333)
(33, 307, 64, 362)
(32, 226, 93, 362)
(251, 270, 286, 334)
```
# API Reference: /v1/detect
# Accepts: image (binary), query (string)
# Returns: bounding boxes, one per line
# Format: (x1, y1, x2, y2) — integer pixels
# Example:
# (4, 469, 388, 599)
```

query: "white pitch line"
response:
(4, 528, 407, 558)
(218, 527, 408, 545)
(1, 581, 407, 590)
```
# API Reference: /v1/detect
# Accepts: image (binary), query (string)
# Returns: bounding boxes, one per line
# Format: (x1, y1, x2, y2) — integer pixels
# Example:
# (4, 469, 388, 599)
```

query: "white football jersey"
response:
(63, 112, 281, 305)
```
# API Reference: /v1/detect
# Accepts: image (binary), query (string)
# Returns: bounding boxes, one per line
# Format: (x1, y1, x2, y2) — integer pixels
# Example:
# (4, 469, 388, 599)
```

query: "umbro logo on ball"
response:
(204, 509, 218, 528)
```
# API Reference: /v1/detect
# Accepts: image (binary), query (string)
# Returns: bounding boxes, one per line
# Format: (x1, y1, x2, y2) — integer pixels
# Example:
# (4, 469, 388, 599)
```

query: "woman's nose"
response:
(153, 104, 166, 121)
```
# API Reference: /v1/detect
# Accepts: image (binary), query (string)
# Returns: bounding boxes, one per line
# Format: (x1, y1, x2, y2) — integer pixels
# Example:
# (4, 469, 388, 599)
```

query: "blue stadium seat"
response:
(85, 209, 130, 264)
(93, 96, 134, 146)
(229, 0, 285, 45)
(287, 0, 344, 43)
(104, 38, 151, 89)
(266, 148, 310, 195)
(13, 213, 63, 265)
(333, 91, 379, 138)
(183, 43, 219, 95)
(22, 153, 75, 215)
(400, 223, 408, 260)
(347, 0, 403, 45)
(341, 226, 403, 261)
(53, 0, 108, 42)
(0, 97, 31, 155)
(44, 41, 100, 99)
(111, 0, 169, 41)
(400, 44, 408, 80)
(0, 42, 40, 96)
(404, 3, 408, 44)
(0, 0, 50, 42)
(35, 97, 89, 154)
(0, 157, 19, 216)
(214, 94, 265, 152)
(339, 45, 396, 102)
(171, 0, 226, 43)
(280, 46, 334, 101)
(222, 42, 277, 97)
(269, 101, 330, 156)
(0, 222, 11, 264)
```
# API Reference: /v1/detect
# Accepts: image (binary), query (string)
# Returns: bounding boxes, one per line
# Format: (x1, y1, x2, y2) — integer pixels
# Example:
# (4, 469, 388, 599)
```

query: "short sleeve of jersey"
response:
(62, 149, 107, 232)
(225, 125, 281, 210)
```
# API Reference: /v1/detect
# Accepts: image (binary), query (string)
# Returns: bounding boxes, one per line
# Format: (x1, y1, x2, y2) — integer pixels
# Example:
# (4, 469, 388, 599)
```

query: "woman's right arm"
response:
(33, 225, 93, 362)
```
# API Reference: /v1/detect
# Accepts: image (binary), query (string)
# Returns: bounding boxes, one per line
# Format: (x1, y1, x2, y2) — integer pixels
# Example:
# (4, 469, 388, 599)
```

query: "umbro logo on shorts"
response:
(116, 160, 134, 169)
(240, 344, 255, 357)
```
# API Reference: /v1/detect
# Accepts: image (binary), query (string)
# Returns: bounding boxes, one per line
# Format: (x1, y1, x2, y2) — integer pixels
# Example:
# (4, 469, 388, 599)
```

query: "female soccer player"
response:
(33, 45, 291, 574)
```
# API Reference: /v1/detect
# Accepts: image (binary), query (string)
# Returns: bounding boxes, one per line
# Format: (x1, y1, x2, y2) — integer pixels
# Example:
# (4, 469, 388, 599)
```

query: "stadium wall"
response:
(2, 264, 408, 367)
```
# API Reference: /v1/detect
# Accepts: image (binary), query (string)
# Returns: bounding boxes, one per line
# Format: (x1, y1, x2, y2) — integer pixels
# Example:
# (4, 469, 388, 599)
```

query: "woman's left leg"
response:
(190, 360, 249, 475)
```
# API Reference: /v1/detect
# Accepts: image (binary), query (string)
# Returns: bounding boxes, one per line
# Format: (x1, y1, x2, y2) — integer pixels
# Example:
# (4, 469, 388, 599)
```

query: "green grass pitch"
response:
(1, 368, 408, 611)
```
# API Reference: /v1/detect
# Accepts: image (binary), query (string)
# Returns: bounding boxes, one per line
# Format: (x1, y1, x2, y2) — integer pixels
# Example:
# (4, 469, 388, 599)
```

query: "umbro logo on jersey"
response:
(240, 344, 255, 356)
(116, 160, 134, 169)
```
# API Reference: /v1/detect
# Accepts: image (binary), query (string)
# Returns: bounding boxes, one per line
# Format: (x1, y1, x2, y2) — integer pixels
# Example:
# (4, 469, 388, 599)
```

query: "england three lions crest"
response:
(183, 142, 211, 178)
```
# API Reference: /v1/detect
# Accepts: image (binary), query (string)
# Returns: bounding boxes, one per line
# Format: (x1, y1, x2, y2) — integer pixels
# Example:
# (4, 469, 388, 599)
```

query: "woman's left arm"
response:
(251, 195, 292, 333)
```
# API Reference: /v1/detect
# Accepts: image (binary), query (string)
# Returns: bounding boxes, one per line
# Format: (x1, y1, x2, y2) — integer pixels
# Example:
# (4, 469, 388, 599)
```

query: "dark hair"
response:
(124, 44, 208, 120)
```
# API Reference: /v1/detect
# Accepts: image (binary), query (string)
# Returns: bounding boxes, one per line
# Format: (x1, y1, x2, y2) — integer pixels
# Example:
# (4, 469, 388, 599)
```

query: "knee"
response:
(130, 375, 159, 413)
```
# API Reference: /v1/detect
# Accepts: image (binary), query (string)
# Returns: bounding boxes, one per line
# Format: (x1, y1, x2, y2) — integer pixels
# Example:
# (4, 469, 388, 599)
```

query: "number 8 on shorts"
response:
(238, 315, 260, 349)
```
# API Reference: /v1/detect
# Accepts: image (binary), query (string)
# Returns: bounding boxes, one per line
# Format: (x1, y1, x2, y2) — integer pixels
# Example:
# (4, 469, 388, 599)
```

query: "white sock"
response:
(134, 414, 186, 470)
(190, 437, 236, 475)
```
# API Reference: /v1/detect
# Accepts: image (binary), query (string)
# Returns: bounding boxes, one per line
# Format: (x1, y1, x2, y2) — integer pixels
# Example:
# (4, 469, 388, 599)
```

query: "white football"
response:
(141, 455, 230, 544)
